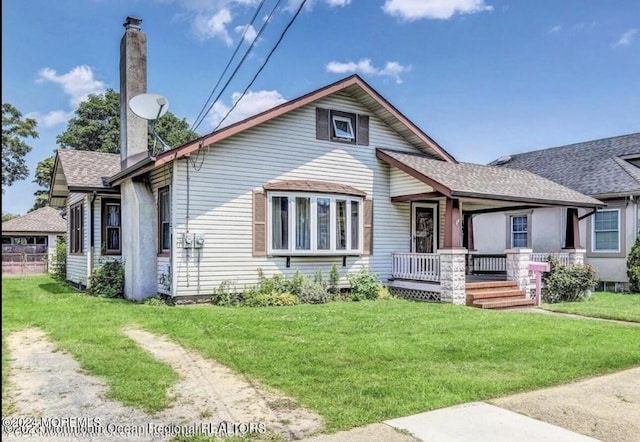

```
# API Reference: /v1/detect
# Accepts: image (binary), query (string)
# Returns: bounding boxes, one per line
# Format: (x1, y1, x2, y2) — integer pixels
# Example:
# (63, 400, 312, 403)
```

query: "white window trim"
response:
(510, 214, 528, 249)
(268, 191, 363, 256)
(332, 115, 355, 140)
(591, 208, 621, 253)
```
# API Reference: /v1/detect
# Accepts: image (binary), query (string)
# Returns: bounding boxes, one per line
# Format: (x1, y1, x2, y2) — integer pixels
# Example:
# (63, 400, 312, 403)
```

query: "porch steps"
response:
(466, 280, 535, 309)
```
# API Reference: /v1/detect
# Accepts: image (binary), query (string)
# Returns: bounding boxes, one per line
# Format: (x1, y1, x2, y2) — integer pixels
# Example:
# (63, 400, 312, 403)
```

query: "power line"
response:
(191, 0, 283, 133)
(213, 0, 308, 131)
(189, 0, 267, 133)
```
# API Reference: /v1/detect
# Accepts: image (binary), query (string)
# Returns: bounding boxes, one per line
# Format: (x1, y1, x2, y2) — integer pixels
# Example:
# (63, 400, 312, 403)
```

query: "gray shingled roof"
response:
(2, 206, 66, 233)
(489, 133, 640, 197)
(378, 149, 603, 208)
(57, 150, 120, 189)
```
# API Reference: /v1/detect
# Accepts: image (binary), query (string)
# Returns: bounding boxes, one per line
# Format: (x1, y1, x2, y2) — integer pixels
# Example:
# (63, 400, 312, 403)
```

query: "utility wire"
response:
(190, 0, 267, 133)
(213, 0, 308, 131)
(191, 0, 283, 133)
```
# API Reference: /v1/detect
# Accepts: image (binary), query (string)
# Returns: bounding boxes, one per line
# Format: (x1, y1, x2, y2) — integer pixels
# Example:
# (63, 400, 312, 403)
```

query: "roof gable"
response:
(2, 206, 66, 233)
(378, 149, 603, 208)
(491, 133, 640, 197)
(155, 75, 456, 168)
(50, 150, 121, 206)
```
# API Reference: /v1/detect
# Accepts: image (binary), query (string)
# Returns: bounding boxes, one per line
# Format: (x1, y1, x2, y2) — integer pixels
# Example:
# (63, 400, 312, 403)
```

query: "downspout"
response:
(88, 191, 97, 278)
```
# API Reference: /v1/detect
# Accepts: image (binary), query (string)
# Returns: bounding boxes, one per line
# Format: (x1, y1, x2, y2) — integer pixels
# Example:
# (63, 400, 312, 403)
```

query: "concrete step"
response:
(473, 297, 536, 309)
(466, 280, 518, 290)
(467, 289, 527, 301)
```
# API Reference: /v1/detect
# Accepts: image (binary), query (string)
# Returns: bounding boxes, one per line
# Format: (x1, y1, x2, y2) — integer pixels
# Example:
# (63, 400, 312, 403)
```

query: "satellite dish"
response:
(129, 93, 169, 121)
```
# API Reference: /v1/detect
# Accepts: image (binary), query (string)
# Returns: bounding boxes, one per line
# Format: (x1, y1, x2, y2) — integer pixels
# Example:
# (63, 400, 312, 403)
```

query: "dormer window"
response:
(332, 115, 354, 140)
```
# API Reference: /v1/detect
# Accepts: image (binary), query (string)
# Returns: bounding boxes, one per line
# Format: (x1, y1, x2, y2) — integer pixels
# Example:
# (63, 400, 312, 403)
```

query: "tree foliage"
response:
(627, 233, 640, 293)
(2, 103, 38, 192)
(34, 89, 199, 208)
(55, 88, 198, 155)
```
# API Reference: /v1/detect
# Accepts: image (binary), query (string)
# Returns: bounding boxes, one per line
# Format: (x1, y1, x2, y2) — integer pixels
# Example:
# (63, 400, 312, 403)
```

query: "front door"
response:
(412, 204, 437, 253)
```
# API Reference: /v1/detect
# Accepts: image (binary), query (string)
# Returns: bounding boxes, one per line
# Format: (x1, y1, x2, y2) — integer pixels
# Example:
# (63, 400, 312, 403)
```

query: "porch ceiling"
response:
(377, 149, 605, 208)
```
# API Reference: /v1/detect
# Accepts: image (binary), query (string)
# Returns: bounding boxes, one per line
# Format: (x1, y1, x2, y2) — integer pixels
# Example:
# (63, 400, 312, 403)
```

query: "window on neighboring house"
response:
(510, 214, 528, 248)
(158, 186, 171, 254)
(316, 107, 369, 146)
(268, 192, 363, 255)
(592, 209, 620, 252)
(102, 199, 121, 254)
(70, 203, 84, 253)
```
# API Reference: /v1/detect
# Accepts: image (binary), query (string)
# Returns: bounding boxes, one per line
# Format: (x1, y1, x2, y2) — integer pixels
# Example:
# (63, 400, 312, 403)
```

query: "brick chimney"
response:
(120, 16, 148, 170)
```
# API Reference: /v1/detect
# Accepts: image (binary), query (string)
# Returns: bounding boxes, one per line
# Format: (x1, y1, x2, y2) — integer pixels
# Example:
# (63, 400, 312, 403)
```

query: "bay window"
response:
(268, 192, 363, 255)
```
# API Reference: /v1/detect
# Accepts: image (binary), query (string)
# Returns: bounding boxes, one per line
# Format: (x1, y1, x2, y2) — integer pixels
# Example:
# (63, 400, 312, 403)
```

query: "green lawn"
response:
(3, 275, 640, 431)
(542, 292, 640, 322)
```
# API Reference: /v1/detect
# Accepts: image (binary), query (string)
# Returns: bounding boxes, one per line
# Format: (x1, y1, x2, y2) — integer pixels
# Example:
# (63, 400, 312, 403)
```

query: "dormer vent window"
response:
(332, 115, 355, 140)
(316, 107, 369, 146)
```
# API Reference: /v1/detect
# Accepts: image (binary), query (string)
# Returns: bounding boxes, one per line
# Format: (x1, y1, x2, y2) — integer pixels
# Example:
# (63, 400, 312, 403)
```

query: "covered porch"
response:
(376, 149, 603, 305)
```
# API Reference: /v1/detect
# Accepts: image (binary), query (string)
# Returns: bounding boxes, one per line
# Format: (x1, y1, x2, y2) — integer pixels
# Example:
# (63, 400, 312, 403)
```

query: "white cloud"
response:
(234, 23, 258, 44)
(209, 89, 287, 129)
(36, 65, 106, 107)
(194, 8, 234, 44)
(326, 58, 412, 84)
(549, 25, 561, 33)
(28, 110, 74, 128)
(383, 0, 492, 21)
(284, 0, 350, 12)
(613, 28, 638, 48)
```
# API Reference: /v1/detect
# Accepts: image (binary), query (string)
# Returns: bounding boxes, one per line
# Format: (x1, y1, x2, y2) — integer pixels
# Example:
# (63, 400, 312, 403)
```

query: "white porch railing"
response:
(392, 253, 440, 282)
(531, 252, 570, 266)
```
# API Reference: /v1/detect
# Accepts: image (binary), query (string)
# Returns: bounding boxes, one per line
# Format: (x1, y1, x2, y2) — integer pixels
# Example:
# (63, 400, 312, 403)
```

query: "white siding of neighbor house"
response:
(66, 192, 88, 287)
(165, 92, 426, 297)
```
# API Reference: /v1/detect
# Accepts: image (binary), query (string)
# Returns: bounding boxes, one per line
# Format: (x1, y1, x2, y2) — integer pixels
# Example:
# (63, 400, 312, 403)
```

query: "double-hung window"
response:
(510, 214, 528, 248)
(158, 186, 171, 254)
(70, 203, 84, 254)
(102, 200, 121, 254)
(592, 209, 620, 252)
(268, 192, 363, 255)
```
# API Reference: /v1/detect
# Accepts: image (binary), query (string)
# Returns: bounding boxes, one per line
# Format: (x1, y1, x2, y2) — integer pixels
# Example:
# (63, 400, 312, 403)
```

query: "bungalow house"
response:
(48, 17, 603, 306)
(474, 133, 640, 292)
(2, 206, 66, 275)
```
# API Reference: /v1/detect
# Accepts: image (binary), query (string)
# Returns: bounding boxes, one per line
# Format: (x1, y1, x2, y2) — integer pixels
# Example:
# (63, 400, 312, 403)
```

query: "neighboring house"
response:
(2, 206, 66, 275)
(475, 133, 640, 291)
(48, 17, 603, 305)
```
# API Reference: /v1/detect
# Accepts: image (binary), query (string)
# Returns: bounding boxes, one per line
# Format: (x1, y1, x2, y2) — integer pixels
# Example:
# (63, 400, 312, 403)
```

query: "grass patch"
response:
(542, 292, 640, 322)
(3, 275, 640, 431)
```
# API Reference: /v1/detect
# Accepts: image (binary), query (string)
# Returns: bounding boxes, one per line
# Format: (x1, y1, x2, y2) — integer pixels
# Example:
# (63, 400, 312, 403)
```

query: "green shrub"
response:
(298, 278, 331, 304)
(212, 280, 241, 306)
(244, 292, 299, 307)
(542, 256, 598, 303)
(627, 234, 640, 293)
(328, 263, 340, 296)
(51, 236, 67, 280)
(377, 285, 394, 299)
(255, 268, 289, 294)
(289, 269, 305, 296)
(347, 266, 381, 301)
(87, 260, 125, 298)
(142, 295, 171, 306)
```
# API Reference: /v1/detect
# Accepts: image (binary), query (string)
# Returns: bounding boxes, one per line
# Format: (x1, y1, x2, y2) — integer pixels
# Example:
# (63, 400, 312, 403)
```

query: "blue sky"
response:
(2, 0, 639, 215)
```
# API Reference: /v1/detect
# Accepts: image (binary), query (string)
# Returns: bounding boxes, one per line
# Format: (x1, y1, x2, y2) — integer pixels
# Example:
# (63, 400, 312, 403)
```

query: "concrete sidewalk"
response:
(302, 367, 640, 442)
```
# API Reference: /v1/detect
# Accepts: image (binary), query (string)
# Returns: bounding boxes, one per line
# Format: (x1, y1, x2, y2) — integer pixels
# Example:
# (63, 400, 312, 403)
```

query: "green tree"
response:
(31, 155, 55, 211)
(56, 88, 198, 155)
(2, 212, 19, 222)
(2, 103, 39, 192)
(627, 233, 640, 293)
(34, 89, 199, 208)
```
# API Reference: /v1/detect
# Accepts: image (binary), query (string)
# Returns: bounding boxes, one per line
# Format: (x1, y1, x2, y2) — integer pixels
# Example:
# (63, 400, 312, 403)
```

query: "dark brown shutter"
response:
(363, 198, 373, 256)
(357, 114, 369, 146)
(253, 189, 267, 256)
(316, 107, 330, 140)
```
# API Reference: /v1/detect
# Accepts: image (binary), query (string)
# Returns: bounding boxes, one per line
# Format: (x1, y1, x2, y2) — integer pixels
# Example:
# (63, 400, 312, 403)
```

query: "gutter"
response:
(108, 156, 155, 186)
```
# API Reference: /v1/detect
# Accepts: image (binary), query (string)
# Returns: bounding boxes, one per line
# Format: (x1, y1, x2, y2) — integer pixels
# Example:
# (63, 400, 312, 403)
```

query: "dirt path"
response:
(4, 327, 323, 441)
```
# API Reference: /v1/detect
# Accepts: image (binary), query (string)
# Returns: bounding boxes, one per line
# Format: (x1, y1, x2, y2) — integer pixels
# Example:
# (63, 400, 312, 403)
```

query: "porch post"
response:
(505, 248, 532, 291)
(444, 198, 462, 248)
(566, 249, 586, 266)
(564, 208, 581, 249)
(463, 214, 475, 251)
(438, 248, 467, 305)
